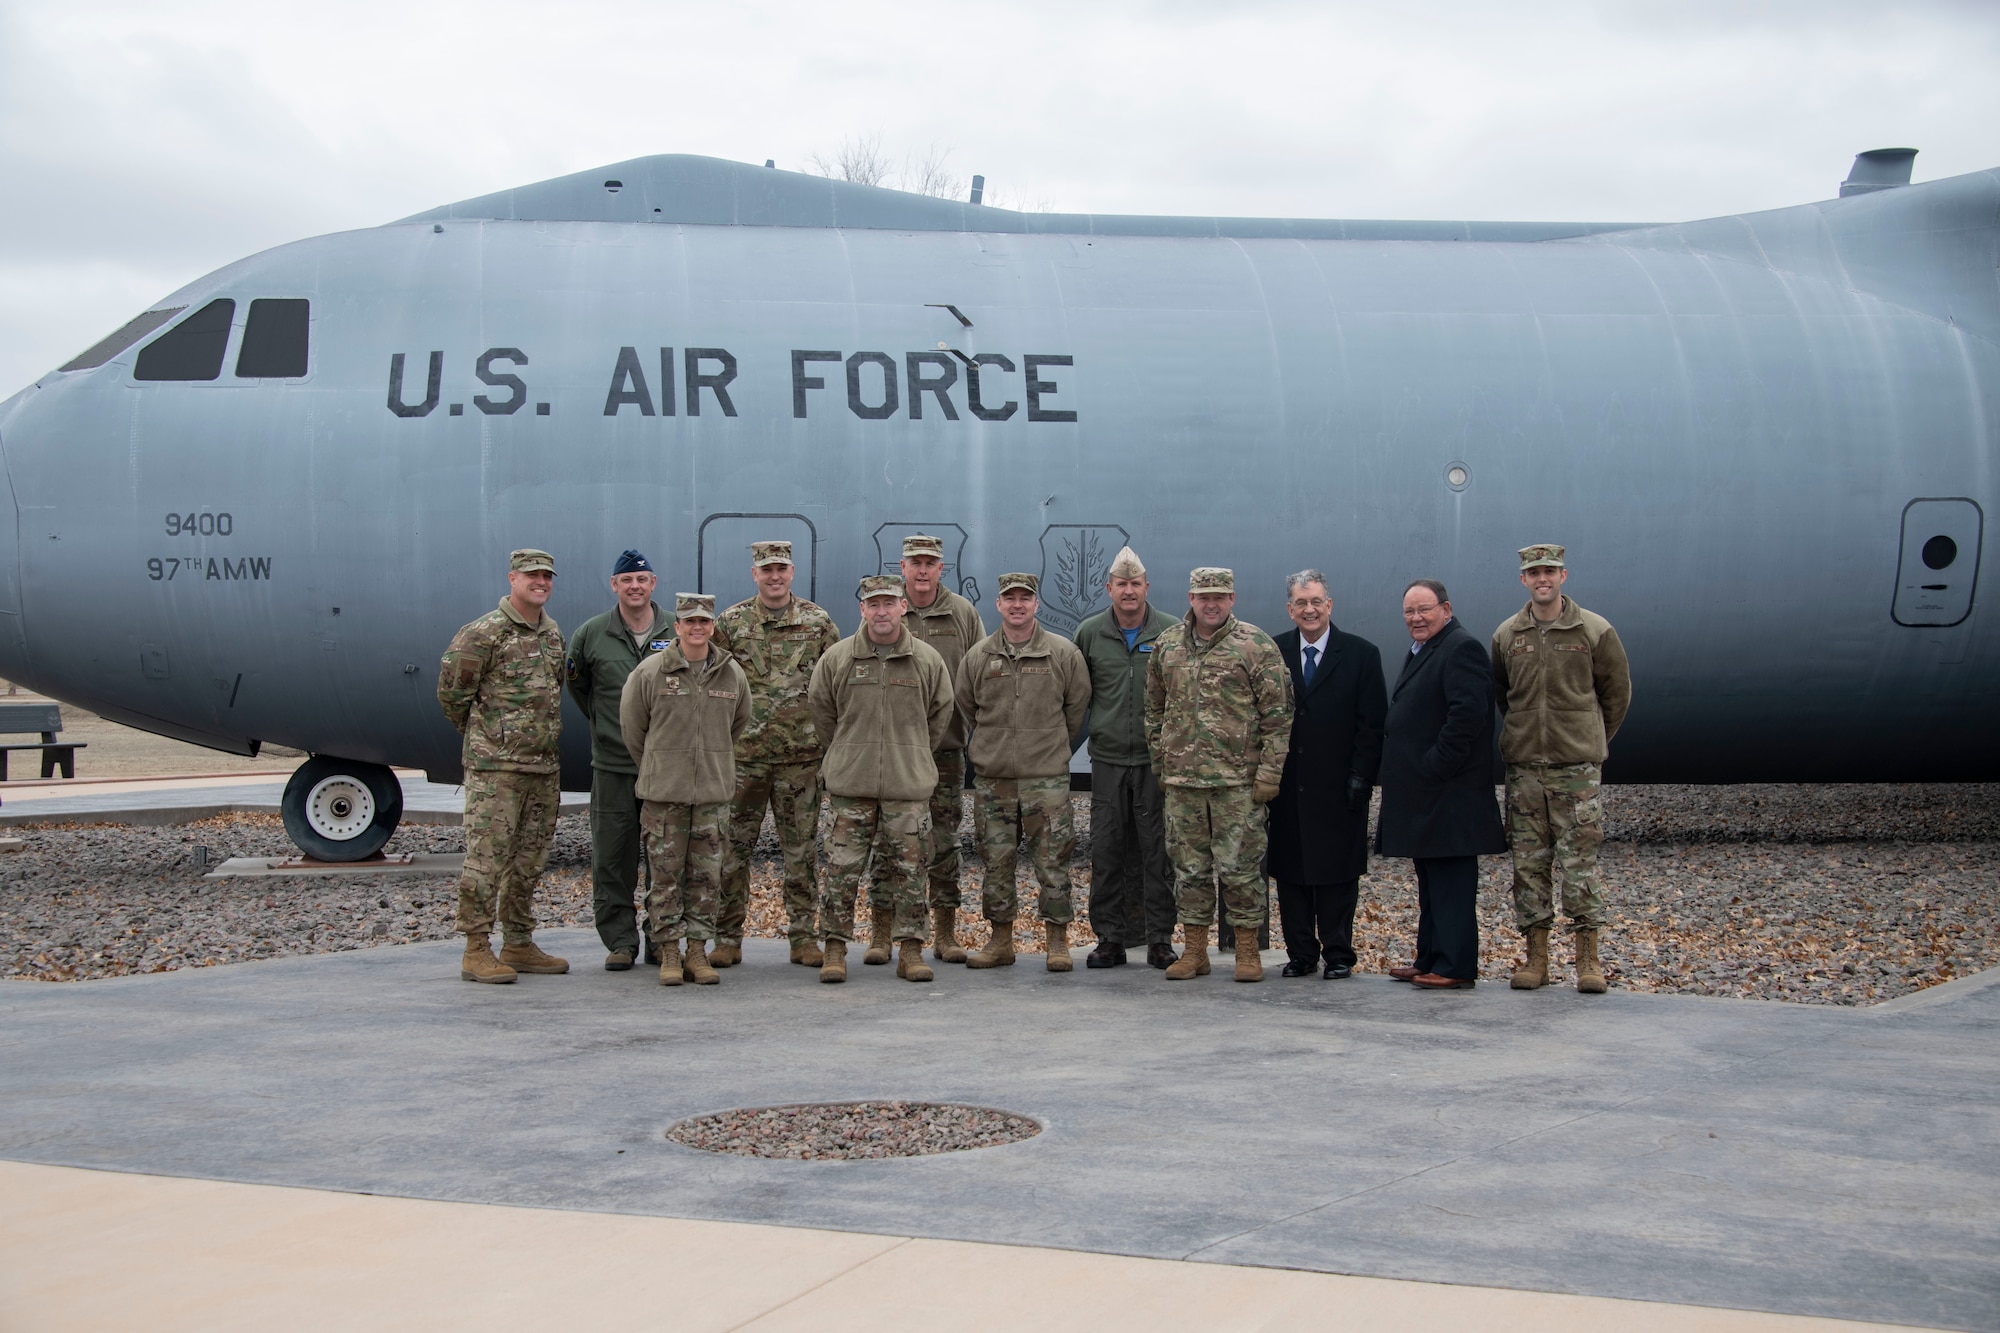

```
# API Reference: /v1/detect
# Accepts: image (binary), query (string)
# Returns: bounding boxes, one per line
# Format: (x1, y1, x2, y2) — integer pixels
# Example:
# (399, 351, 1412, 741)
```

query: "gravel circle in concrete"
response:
(664, 1101, 1041, 1160)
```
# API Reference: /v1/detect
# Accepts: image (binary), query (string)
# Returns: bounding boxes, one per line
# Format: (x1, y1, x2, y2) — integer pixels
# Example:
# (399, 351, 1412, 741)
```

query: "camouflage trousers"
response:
(455, 768, 559, 941)
(972, 775, 1076, 925)
(1163, 784, 1270, 929)
(819, 795, 931, 945)
(640, 799, 727, 944)
(925, 749, 966, 912)
(720, 759, 822, 946)
(1506, 762, 1607, 933)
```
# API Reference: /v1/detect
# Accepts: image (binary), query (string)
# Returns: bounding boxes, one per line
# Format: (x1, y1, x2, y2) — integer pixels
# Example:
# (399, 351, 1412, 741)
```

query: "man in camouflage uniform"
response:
(565, 548, 673, 971)
(954, 573, 1092, 972)
(807, 575, 956, 984)
(899, 534, 987, 963)
(437, 548, 570, 984)
(1145, 567, 1293, 983)
(712, 541, 841, 968)
(1492, 544, 1632, 994)
(620, 593, 751, 986)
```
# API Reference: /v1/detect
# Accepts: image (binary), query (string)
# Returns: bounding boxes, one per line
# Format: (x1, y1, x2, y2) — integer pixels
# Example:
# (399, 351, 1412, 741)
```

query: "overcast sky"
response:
(2, 0, 1995, 394)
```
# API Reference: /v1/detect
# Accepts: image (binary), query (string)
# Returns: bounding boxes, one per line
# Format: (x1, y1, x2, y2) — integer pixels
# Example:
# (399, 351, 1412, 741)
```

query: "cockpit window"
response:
(58, 307, 187, 372)
(235, 298, 310, 378)
(134, 299, 236, 381)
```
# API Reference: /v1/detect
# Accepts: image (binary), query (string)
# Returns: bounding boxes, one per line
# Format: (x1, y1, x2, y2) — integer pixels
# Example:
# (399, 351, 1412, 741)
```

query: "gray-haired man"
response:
(1071, 546, 1180, 969)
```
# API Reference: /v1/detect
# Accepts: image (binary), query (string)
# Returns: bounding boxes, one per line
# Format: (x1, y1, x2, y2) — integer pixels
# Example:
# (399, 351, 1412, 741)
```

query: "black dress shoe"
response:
(1086, 943, 1127, 969)
(1280, 960, 1318, 977)
(1322, 963, 1353, 979)
(1146, 943, 1177, 970)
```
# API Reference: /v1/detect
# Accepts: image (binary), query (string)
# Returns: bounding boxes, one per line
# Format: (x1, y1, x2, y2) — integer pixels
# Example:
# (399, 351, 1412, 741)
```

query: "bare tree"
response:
(807, 132, 892, 188)
(902, 143, 963, 200)
(985, 183, 1059, 213)
(806, 135, 1051, 211)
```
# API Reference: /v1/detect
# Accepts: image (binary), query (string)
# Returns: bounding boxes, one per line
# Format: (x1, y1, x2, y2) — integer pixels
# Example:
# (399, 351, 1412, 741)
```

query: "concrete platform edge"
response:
(0, 1160, 1931, 1333)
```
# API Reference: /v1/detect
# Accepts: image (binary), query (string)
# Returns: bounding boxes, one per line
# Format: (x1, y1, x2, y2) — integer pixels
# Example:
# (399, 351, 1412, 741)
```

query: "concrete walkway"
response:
(0, 1161, 1923, 1332)
(0, 932, 1994, 1330)
(0, 769, 585, 826)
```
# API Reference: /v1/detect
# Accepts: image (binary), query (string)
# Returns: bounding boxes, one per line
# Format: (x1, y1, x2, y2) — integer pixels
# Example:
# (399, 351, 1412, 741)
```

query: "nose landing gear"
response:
(281, 756, 404, 861)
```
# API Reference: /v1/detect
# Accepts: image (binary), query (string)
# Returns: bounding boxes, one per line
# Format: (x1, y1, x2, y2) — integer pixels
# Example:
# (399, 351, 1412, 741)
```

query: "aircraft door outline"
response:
(698, 513, 818, 606)
(1891, 497, 1982, 627)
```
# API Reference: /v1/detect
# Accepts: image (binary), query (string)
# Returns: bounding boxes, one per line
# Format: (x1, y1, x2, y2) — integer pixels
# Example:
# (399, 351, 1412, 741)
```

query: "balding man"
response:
(1072, 546, 1179, 968)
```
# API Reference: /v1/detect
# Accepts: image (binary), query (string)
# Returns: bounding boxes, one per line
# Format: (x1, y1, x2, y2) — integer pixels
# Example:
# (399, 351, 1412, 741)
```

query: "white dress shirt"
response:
(1299, 627, 1330, 682)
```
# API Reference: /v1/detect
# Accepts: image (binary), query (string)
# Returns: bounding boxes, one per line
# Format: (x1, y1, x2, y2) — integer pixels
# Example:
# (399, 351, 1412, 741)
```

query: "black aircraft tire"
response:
(282, 757, 403, 862)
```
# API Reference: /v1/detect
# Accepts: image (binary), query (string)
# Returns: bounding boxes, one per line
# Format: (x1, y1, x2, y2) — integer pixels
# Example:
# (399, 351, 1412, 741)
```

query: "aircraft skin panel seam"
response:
(1593, 236, 2000, 356)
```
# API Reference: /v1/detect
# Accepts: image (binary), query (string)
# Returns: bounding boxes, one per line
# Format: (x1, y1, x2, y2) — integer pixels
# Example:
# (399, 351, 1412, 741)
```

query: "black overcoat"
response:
(1268, 624, 1386, 883)
(1375, 617, 1506, 859)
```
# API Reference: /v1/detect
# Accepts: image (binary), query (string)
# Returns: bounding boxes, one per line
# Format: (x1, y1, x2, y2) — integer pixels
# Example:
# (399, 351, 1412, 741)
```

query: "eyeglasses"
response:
(1402, 603, 1443, 619)
(1288, 597, 1330, 609)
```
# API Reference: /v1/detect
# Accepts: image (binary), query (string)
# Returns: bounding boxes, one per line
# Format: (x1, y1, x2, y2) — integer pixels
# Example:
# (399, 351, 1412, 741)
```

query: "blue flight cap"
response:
(612, 549, 652, 576)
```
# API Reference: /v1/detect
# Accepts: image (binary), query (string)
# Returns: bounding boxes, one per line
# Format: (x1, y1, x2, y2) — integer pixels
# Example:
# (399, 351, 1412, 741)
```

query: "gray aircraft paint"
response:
(0, 152, 1992, 806)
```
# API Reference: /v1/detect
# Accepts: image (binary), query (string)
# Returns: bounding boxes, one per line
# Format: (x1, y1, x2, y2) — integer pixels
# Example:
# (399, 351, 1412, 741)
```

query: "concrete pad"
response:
(0, 933, 1993, 1330)
(0, 1163, 1924, 1333)
(203, 852, 465, 879)
(0, 772, 584, 827)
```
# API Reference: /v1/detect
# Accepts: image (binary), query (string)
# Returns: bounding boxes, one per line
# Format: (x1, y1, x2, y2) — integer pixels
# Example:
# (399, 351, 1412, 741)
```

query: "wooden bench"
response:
(0, 702, 85, 780)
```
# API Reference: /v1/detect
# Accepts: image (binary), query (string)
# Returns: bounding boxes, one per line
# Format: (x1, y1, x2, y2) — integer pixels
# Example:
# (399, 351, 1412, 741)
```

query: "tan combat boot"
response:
(1233, 929, 1263, 983)
(896, 939, 934, 982)
(709, 939, 741, 968)
(683, 940, 720, 985)
(932, 907, 968, 963)
(460, 933, 517, 984)
(790, 939, 824, 966)
(819, 939, 848, 984)
(966, 921, 1016, 968)
(656, 940, 683, 986)
(1575, 928, 1608, 994)
(862, 905, 895, 965)
(498, 937, 569, 974)
(1045, 922, 1073, 973)
(1165, 925, 1211, 980)
(1510, 926, 1551, 990)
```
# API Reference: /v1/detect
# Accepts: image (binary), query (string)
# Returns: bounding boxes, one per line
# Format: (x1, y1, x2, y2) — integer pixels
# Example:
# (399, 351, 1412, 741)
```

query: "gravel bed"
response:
(665, 1101, 1040, 1159)
(2, 784, 1994, 1007)
(0, 813, 590, 981)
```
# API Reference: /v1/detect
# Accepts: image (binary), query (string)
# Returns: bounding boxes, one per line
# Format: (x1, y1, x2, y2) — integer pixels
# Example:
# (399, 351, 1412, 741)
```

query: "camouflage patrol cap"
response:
(674, 592, 717, 620)
(751, 540, 794, 567)
(997, 572, 1039, 595)
(511, 548, 556, 575)
(1108, 545, 1145, 579)
(857, 573, 907, 601)
(901, 534, 945, 559)
(1189, 567, 1234, 594)
(1518, 544, 1566, 571)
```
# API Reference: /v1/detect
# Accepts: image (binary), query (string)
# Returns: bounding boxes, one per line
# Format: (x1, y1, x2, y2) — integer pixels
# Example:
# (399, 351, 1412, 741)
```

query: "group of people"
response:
(435, 535, 1631, 992)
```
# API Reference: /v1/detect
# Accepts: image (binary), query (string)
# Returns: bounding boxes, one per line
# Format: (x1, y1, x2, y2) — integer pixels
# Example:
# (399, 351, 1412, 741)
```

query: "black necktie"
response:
(1302, 645, 1318, 685)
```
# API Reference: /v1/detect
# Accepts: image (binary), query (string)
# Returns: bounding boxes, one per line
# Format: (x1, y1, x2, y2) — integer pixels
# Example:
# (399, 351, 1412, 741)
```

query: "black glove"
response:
(1347, 776, 1371, 813)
